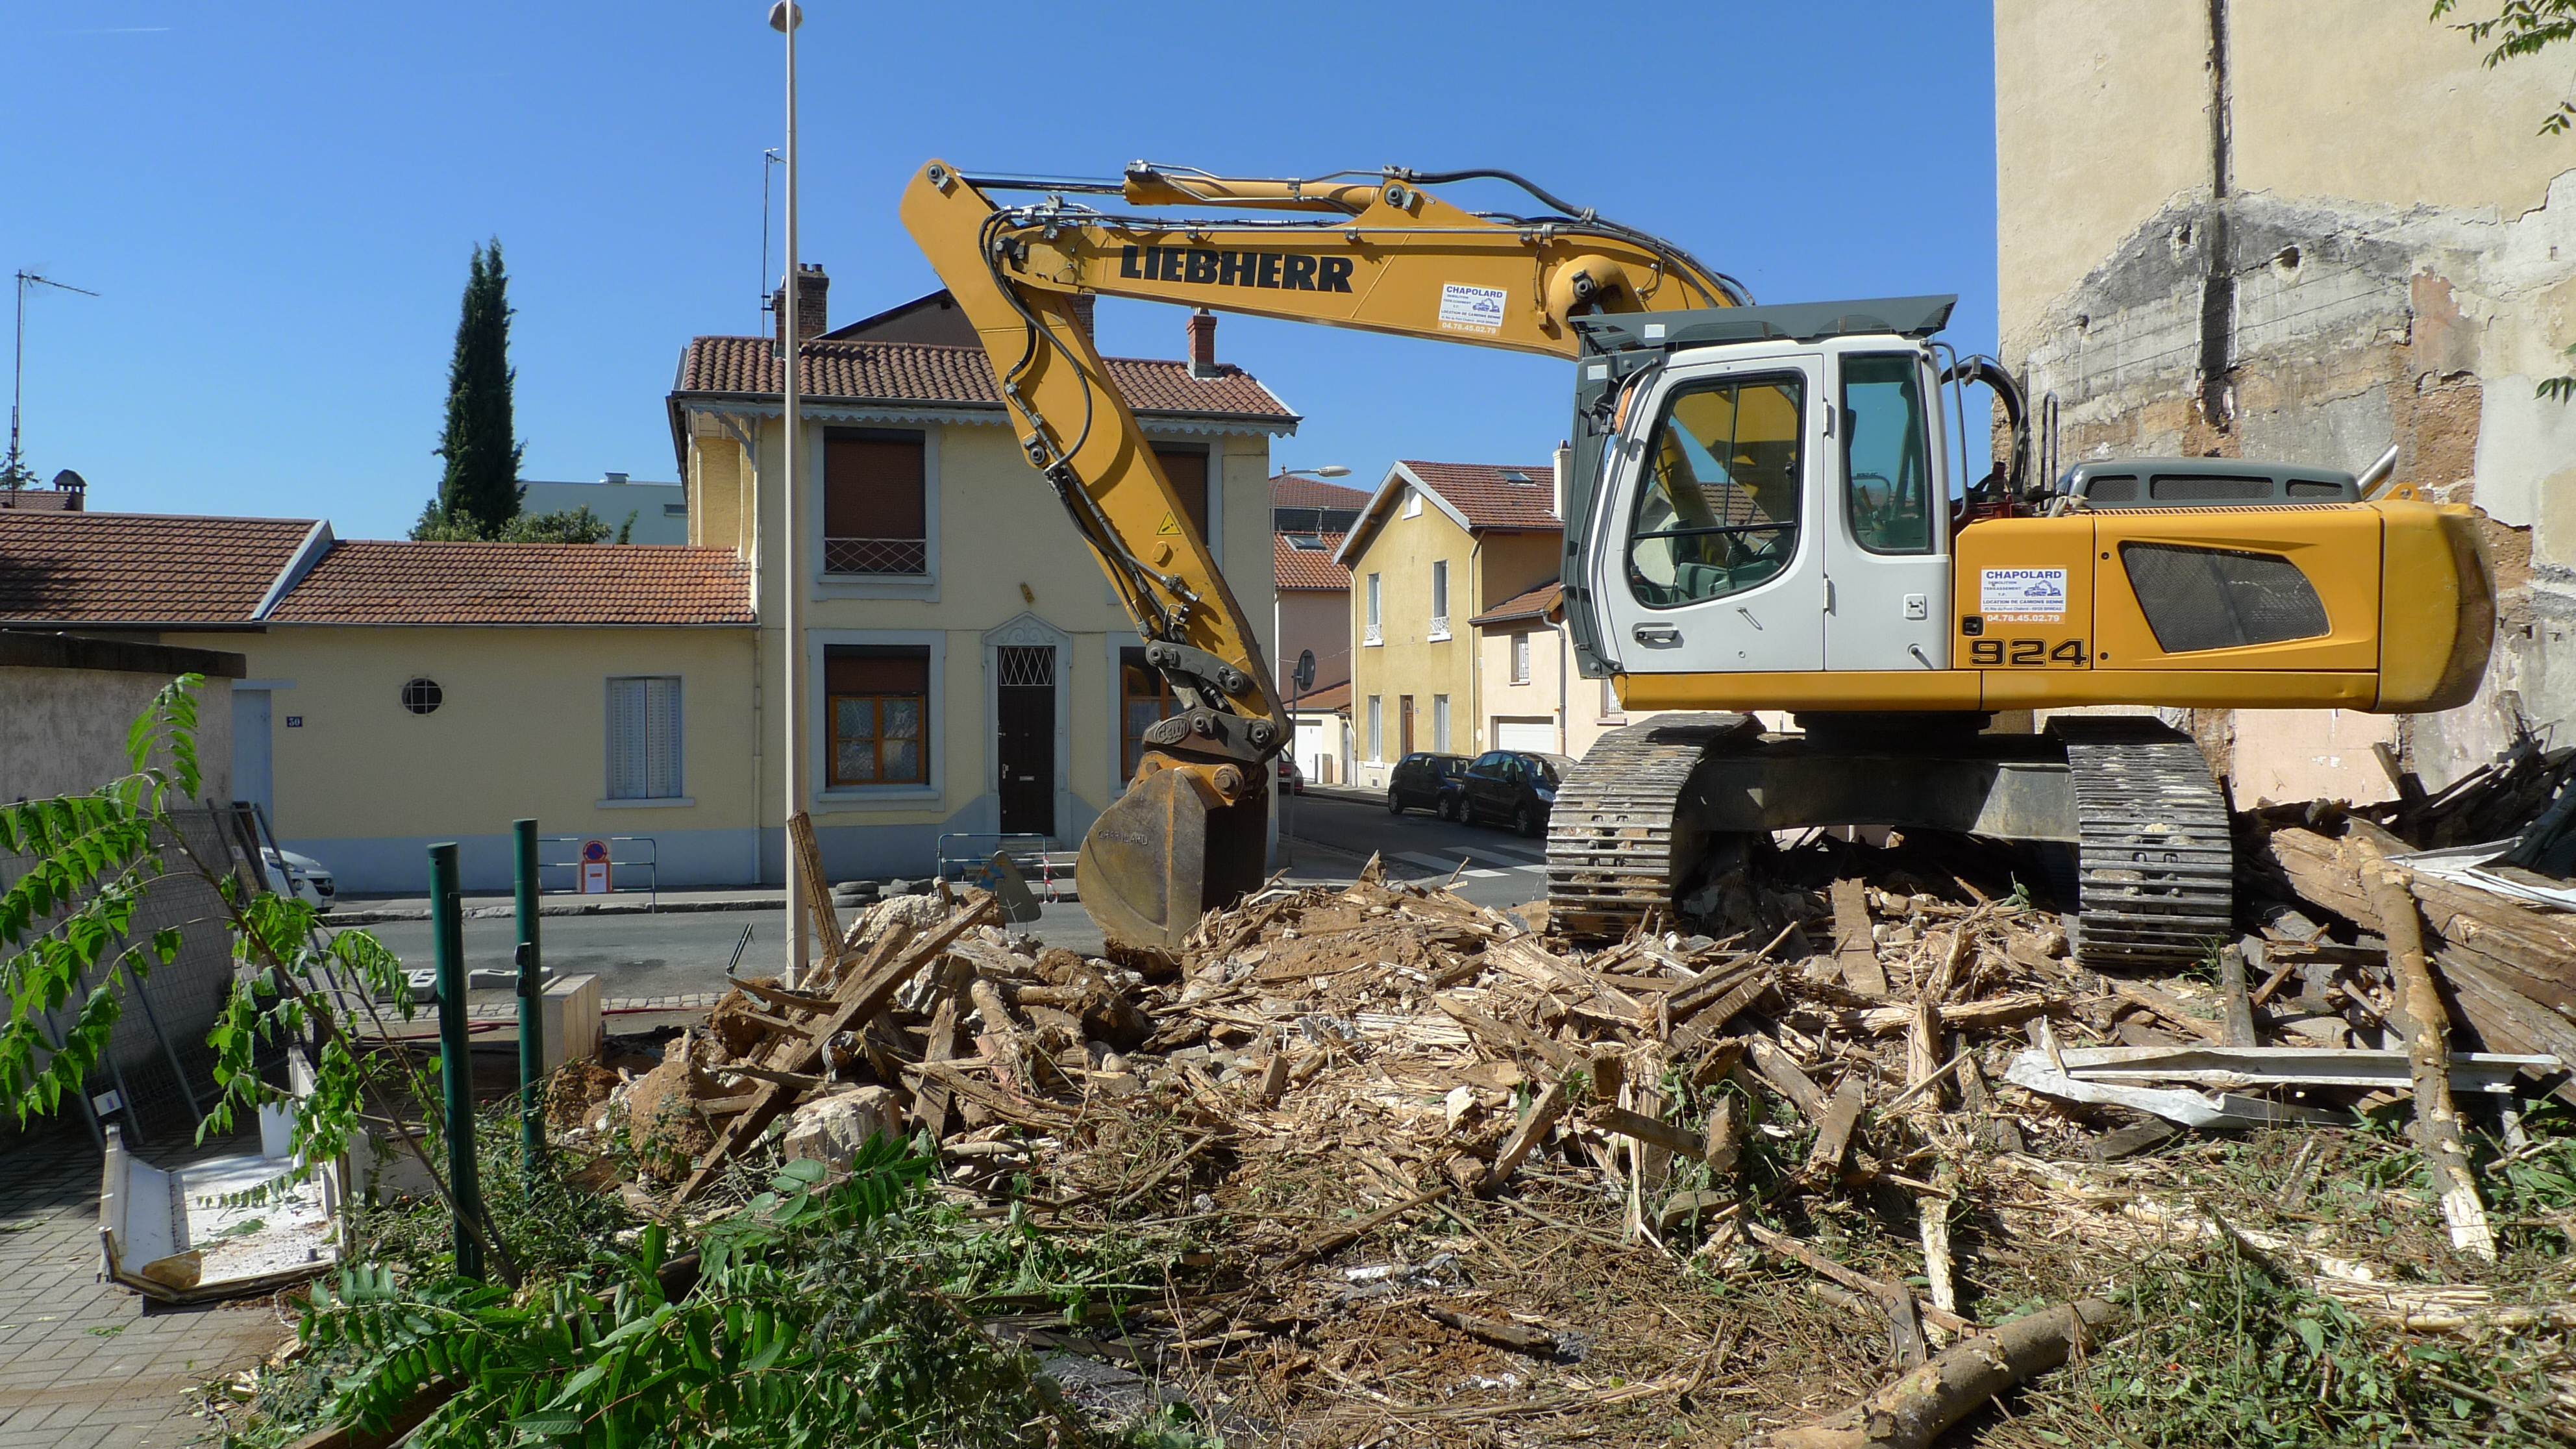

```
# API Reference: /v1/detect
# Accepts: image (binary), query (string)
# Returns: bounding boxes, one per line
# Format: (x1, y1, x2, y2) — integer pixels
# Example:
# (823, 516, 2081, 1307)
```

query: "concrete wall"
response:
(0, 645, 234, 806)
(1996, 0, 2576, 802)
(1275, 587, 1350, 700)
(194, 624, 759, 894)
(521, 480, 687, 546)
(684, 410, 1277, 881)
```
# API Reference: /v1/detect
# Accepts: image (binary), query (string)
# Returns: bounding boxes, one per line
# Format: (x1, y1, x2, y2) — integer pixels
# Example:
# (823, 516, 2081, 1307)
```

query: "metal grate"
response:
(2120, 543, 2329, 654)
(997, 646, 1055, 689)
(823, 536, 928, 575)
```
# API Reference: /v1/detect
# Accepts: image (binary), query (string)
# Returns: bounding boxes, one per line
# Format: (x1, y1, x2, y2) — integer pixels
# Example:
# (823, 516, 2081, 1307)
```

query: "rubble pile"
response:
(541, 780, 2576, 1444)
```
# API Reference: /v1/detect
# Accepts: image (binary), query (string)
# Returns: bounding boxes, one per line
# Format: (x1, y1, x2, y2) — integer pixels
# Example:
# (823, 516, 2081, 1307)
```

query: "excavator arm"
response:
(899, 160, 1743, 949)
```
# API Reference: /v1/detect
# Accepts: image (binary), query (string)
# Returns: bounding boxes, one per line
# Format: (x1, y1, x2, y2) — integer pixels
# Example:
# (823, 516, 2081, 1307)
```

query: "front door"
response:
(1596, 351, 1827, 676)
(1400, 695, 1416, 756)
(230, 688, 273, 815)
(996, 647, 1054, 836)
(1823, 348, 1951, 670)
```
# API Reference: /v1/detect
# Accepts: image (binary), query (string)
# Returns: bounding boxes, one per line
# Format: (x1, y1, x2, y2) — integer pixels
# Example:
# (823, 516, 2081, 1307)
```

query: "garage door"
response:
(1494, 718, 1555, 753)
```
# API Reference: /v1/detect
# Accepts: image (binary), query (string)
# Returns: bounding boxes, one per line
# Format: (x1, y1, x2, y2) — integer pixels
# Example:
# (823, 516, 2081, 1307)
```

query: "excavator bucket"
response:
(1077, 761, 1271, 952)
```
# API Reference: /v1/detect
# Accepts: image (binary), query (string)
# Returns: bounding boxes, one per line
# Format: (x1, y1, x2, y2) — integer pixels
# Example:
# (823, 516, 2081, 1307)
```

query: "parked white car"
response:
(262, 848, 338, 912)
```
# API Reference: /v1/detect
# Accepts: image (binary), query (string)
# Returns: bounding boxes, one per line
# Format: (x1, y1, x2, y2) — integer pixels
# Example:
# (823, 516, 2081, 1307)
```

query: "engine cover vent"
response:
(2120, 543, 2328, 654)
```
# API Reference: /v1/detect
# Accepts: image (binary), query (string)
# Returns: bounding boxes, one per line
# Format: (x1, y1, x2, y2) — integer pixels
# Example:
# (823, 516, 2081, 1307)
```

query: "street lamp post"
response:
(769, 1, 806, 985)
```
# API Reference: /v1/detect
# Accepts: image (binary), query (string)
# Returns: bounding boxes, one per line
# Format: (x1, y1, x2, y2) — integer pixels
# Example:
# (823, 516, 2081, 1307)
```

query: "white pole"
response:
(772, 1, 806, 984)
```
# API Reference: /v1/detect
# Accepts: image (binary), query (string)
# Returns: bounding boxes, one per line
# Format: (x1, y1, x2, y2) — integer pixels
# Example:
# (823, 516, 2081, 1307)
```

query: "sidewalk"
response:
(329, 886, 786, 926)
(0, 1133, 290, 1448)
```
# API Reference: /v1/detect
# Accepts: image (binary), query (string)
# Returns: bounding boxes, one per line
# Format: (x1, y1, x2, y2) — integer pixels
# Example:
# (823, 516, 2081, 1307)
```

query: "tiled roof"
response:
(267, 541, 753, 626)
(1274, 530, 1350, 591)
(1402, 460, 1562, 531)
(1270, 474, 1372, 510)
(0, 512, 316, 624)
(1470, 579, 1563, 627)
(1288, 679, 1350, 713)
(675, 336, 1298, 422)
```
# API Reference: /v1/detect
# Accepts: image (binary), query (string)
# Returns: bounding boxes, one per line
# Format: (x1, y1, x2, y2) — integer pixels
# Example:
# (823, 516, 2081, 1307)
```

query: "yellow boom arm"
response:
(899, 160, 1741, 947)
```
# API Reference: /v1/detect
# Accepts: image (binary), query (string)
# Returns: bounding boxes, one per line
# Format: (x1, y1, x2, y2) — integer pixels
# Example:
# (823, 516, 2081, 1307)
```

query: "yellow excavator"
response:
(900, 160, 2493, 966)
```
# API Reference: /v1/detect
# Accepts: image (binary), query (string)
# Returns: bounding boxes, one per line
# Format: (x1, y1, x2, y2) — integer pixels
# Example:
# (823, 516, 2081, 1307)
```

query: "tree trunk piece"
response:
(1770, 1298, 2114, 1449)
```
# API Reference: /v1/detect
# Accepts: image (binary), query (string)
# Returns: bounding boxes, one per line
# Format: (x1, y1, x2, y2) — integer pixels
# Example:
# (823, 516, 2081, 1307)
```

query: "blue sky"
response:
(1, 3, 1996, 539)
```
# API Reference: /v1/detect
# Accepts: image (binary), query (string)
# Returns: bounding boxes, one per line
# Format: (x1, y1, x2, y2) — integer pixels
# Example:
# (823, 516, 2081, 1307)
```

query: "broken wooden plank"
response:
(2219, 943, 2257, 1047)
(1802, 1077, 1866, 1181)
(1481, 1077, 1571, 1191)
(1747, 1037, 1829, 1120)
(2360, 851, 2497, 1262)
(2106, 980, 2228, 1043)
(1424, 1306, 1561, 1357)
(1283, 1182, 1453, 1267)
(1670, 971, 1775, 1054)
(1829, 878, 1889, 996)
(1742, 1219, 1971, 1336)
(1433, 994, 1580, 1072)
(1592, 1104, 1705, 1164)
(788, 810, 845, 982)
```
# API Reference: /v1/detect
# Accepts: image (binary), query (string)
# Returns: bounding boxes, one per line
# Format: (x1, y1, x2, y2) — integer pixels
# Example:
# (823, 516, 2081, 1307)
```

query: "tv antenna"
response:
(760, 147, 783, 329)
(8, 271, 100, 488)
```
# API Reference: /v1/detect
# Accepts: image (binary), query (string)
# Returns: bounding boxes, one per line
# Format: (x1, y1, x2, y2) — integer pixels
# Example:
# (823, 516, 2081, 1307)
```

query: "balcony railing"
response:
(824, 536, 928, 575)
(1364, 622, 1383, 645)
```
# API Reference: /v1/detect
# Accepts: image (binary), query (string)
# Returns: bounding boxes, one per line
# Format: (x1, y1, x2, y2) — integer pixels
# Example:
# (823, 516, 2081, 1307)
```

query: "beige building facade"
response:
(1998, 0, 2576, 801)
(1466, 581, 1636, 762)
(671, 282, 1296, 881)
(1338, 461, 1561, 788)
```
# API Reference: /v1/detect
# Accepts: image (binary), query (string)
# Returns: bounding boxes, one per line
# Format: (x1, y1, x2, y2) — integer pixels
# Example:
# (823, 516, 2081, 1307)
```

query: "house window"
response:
(1429, 560, 1450, 639)
(1402, 488, 1422, 519)
(1367, 695, 1383, 761)
(1119, 647, 1182, 781)
(1365, 573, 1383, 645)
(1433, 693, 1450, 752)
(1601, 674, 1620, 716)
(824, 428, 927, 574)
(1151, 444, 1210, 542)
(825, 645, 929, 786)
(1511, 632, 1531, 683)
(606, 676, 684, 800)
(401, 678, 443, 715)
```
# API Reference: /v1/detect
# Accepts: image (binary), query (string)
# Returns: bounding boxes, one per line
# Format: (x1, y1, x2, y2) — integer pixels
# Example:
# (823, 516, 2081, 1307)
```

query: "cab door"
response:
(1594, 352, 1827, 676)
(1822, 347, 1950, 671)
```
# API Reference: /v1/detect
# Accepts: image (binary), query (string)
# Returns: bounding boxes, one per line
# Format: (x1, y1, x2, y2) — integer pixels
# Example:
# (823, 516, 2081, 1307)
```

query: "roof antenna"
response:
(6, 271, 100, 490)
(760, 148, 784, 332)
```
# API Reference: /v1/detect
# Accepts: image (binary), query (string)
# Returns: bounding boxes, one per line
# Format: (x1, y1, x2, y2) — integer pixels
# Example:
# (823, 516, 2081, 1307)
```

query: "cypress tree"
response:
(420, 240, 525, 538)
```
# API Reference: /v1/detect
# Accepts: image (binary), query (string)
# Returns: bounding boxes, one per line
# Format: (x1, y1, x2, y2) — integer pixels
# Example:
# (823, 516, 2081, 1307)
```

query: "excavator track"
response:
(1545, 712, 1754, 941)
(2052, 717, 2236, 969)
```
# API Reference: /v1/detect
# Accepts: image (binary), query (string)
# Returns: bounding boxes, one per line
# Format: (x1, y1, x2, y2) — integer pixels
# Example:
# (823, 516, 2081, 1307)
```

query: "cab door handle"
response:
(1632, 624, 1681, 646)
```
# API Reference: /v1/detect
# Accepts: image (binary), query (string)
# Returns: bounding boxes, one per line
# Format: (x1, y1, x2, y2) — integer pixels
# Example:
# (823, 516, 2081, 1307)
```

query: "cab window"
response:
(1626, 373, 1805, 608)
(1841, 353, 1934, 554)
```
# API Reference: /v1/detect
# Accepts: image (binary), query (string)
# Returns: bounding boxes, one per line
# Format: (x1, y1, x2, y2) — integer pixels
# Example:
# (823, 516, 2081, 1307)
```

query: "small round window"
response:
(401, 678, 443, 715)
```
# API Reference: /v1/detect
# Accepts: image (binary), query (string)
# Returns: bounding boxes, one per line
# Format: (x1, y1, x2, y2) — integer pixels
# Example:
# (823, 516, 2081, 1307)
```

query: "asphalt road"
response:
(345, 789, 1550, 1000)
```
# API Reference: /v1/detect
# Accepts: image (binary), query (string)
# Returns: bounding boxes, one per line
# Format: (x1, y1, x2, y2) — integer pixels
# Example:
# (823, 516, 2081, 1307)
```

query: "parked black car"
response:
(1455, 750, 1577, 836)
(1384, 752, 1470, 815)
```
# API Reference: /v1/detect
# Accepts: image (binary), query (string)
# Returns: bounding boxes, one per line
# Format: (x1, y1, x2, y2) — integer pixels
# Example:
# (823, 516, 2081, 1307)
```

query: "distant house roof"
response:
(1335, 460, 1560, 567)
(0, 511, 752, 629)
(1470, 579, 1563, 628)
(1288, 678, 1350, 713)
(1270, 473, 1372, 510)
(671, 337, 1299, 430)
(1274, 530, 1351, 591)
(267, 540, 754, 626)
(0, 512, 319, 626)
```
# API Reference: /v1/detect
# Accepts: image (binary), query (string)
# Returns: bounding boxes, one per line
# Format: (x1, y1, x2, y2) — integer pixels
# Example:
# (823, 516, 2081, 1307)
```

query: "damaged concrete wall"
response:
(1997, 0, 2576, 806)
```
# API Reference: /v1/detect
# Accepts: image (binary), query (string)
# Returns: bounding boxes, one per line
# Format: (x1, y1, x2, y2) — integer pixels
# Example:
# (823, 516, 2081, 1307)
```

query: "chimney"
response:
(772, 262, 829, 353)
(1069, 293, 1097, 340)
(601, 472, 630, 486)
(1551, 440, 1571, 520)
(1187, 308, 1219, 378)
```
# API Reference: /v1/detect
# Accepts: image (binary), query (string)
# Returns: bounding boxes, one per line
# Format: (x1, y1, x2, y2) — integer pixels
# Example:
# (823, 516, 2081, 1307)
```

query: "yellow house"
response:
(1337, 461, 1561, 789)
(0, 510, 760, 893)
(669, 279, 1297, 880)
(1465, 579, 1641, 762)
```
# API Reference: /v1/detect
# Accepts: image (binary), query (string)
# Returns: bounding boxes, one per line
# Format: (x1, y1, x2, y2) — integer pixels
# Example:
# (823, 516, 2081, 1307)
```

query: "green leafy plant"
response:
(2433, 0, 2576, 134)
(0, 676, 518, 1282)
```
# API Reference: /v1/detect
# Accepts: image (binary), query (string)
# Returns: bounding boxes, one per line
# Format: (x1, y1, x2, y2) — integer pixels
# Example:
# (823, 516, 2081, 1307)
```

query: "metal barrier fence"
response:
(934, 833, 1067, 901)
(534, 834, 660, 908)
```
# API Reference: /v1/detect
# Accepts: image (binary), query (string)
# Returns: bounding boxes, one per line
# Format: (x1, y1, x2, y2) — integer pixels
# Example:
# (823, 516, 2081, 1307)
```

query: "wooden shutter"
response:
(1152, 445, 1209, 541)
(824, 432, 926, 539)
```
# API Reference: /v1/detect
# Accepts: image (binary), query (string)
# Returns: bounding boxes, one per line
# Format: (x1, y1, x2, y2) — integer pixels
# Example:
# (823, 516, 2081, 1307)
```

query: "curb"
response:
(328, 897, 787, 927)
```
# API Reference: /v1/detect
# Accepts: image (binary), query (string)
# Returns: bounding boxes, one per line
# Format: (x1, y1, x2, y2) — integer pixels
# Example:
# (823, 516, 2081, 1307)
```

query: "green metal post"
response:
(512, 819, 544, 1176)
(429, 843, 484, 1281)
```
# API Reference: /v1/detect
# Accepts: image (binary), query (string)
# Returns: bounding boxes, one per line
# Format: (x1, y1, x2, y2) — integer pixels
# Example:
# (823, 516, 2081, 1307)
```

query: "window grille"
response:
(997, 645, 1055, 689)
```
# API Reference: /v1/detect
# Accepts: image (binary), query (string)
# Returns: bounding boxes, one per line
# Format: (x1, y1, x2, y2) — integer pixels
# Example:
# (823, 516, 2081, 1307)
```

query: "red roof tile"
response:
(266, 541, 752, 626)
(675, 336, 1297, 423)
(1274, 530, 1351, 591)
(0, 512, 316, 624)
(1402, 460, 1562, 530)
(1470, 579, 1563, 627)
(1270, 474, 1372, 510)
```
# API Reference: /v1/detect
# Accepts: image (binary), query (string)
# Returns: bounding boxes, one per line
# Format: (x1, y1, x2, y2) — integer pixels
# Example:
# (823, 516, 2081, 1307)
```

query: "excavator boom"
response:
(900, 160, 1742, 949)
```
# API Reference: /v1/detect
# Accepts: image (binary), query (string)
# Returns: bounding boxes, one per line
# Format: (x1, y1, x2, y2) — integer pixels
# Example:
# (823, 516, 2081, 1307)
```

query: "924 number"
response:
(1970, 638, 2088, 667)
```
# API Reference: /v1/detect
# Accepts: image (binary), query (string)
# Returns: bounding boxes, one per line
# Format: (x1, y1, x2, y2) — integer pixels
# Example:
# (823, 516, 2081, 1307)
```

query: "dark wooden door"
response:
(1400, 695, 1416, 756)
(997, 647, 1055, 836)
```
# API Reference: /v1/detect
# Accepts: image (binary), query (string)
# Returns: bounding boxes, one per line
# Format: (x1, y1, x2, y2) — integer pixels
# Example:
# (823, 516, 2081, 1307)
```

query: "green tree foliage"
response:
(410, 504, 619, 545)
(417, 240, 525, 539)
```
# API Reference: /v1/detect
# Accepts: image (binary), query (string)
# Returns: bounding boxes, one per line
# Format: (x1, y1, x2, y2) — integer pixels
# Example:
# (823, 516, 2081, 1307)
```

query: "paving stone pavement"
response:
(0, 1132, 292, 1448)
